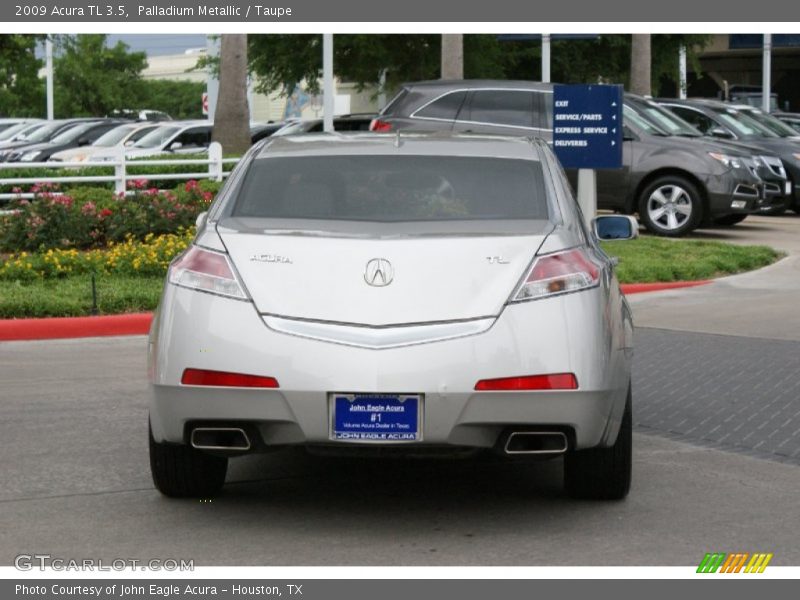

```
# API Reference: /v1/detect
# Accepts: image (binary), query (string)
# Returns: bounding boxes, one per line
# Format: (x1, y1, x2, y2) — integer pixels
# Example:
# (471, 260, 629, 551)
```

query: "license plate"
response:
(330, 393, 422, 441)
(786, 181, 793, 196)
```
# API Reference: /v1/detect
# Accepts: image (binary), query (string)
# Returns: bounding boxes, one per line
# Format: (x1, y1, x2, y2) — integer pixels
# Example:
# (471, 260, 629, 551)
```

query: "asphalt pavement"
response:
(1, 214, 799, 566)
(629, 214, 800, 341)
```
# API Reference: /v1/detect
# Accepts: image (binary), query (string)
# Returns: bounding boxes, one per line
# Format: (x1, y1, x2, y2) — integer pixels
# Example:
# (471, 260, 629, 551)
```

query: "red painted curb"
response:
(620, 280, 711, 294)
(0, 280, 711, 342)
(0, 313, 153, 342)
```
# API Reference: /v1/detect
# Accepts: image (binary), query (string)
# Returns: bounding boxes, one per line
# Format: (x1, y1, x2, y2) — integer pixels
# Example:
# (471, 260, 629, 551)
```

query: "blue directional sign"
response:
(552, 84, 623, 169)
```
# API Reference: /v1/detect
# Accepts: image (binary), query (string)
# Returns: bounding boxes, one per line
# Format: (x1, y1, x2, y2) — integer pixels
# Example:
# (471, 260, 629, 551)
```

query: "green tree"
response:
(136, 79, 206, 119)
(0, 35, 45, 117)
(248, 35, 449, 96)
(247, 34, 517, 98)
(246, 34, 710, 100)
(53, 34, 146, 117)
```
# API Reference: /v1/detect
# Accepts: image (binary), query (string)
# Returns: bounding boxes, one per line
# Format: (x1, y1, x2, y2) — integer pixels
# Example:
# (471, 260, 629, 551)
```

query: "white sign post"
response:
(577, 169, 597, 226)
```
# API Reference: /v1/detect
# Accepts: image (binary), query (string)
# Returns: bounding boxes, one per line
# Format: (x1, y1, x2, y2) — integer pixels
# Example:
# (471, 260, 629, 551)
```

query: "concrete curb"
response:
(0, 313, 153, 342)
(0, 281, 711, 342)
(620, 280, 711, 295)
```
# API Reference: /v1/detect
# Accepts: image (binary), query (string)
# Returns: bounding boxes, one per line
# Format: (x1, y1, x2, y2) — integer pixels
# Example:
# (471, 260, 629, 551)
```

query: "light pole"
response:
(323, 34, 334, 133)
(762, 34, 772, 112)
(45, 37, 54, 119)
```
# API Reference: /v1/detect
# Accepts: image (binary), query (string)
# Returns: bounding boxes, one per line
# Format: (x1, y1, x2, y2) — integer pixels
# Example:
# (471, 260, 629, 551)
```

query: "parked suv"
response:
(655, 98, 800, 214)
(374, 81, 766, 236)
(625, 95, 789, 221)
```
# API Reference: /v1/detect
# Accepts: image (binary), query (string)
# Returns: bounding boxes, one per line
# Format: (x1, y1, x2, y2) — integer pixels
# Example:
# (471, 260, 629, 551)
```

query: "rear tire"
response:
(564, 387, 632, 500)
(149, 421, 228, 498)
(713, 214, 747, 226)
(638, 176, 703, 237)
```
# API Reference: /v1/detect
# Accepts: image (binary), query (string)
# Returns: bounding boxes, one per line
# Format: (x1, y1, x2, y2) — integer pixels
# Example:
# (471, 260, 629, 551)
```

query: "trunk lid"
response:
(218, 221, 552, 326)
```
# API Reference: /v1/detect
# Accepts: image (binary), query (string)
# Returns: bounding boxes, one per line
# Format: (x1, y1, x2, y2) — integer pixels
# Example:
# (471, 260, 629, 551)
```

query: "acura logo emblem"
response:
(364, 258, 394, 287)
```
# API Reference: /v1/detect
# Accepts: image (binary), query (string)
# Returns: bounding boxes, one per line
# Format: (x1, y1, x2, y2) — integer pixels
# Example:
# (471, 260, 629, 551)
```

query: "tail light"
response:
(511, 248, 600, 302)
(369, 118, 393, 132)
(475, 373, 578, 391)
(169, 245, 248, 300)
(182, 368, 279, 388)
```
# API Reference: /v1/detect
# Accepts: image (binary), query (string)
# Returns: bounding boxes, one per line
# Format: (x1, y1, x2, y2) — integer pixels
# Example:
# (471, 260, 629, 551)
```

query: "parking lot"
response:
(1, 214, 799, 567)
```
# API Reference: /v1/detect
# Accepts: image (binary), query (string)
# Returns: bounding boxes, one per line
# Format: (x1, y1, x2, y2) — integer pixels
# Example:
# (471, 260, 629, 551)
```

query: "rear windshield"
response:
(380, 88, 409, 115)
(230, 155, 549, 224)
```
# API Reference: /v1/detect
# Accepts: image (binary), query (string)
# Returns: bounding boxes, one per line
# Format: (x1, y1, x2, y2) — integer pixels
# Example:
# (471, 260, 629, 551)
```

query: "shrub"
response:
(0, 229, 194, 281)
(0, 180, 219, 252)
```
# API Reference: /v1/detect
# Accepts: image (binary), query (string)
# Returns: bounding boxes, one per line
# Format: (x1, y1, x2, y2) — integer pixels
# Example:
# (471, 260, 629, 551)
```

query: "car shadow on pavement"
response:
(211, 447, 569, 509)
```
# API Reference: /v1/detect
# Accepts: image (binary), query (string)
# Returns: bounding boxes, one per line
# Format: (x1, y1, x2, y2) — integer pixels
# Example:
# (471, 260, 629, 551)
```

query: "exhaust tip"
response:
(504, 431, 568, 455)
(191, 427, 251, 451)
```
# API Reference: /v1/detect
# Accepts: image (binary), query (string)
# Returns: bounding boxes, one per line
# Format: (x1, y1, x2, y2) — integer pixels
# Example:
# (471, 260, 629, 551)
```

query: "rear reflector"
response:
(474, 373, 578, 391)
(181, 368, 279, 388)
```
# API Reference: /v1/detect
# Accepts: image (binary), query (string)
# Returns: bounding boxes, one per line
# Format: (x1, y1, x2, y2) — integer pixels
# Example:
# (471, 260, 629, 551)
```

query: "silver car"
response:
(148, 133, 636, 500)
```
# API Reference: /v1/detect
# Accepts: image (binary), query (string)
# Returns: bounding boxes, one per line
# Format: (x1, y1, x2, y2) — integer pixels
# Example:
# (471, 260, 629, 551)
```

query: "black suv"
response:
(374, 80, 767, 236)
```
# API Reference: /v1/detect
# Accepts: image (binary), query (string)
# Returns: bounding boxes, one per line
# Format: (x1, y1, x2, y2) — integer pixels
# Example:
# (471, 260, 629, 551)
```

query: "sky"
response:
(107, 34, 208, 56)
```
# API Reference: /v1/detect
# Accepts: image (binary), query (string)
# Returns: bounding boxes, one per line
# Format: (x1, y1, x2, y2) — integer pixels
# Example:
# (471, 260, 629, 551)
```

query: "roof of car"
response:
(255, 132, 545, 160)
(656, 98, 733, 110)
(728, 104, 764, 112)
(401, 79, 554, 91)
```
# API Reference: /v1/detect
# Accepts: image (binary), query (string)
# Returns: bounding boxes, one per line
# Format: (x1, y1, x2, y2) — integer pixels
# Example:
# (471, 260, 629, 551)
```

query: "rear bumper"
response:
(151, 384, 620, 452)
(149, 282, 632, 451)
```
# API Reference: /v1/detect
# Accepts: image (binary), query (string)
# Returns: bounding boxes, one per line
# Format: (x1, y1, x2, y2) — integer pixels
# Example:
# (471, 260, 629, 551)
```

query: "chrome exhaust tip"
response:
(504, 431, 568, 455)
(191, 427, 251, 451)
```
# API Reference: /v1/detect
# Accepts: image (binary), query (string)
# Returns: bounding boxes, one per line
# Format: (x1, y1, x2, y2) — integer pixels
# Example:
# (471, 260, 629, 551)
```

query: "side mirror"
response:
(123, 140, 135, 147)
(708, 126, 734, 139)
(169, 141, 183, 151)
(593, 215, 639, 241)
(77, 137, 91, 146)
(195, 211, 208, 229)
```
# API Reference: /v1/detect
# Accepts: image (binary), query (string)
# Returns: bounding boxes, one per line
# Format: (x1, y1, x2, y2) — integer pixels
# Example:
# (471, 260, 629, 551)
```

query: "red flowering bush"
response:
(0, 180, 220, 252)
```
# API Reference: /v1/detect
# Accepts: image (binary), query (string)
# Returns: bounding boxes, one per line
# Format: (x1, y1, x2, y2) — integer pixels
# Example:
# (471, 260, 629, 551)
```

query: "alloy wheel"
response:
(646, 185, 693, 232)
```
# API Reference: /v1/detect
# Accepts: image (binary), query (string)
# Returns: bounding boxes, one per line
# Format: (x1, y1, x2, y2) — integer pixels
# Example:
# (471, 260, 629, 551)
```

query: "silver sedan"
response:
(148, 133, 636, 500)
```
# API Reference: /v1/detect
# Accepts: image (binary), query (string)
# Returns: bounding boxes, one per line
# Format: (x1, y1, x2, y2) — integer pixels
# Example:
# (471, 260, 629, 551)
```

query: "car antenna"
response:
(394, 130, 402, 148)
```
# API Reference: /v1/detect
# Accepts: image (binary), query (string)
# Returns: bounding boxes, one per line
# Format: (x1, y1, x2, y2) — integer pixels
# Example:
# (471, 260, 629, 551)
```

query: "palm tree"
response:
(629, 34, 652, 96)
(440, 34, 463, 79)
(212, 34, 251, 154)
